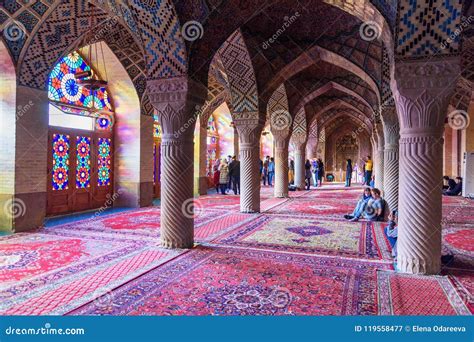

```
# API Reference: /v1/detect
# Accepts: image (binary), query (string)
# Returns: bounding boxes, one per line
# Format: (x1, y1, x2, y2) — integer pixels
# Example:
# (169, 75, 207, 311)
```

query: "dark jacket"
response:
(229, 160, 240, 178)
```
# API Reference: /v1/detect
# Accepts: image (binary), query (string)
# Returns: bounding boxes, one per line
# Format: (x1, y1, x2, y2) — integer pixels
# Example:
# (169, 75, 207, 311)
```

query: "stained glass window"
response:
(207, 115, 218, 134)
(52, 134, 70, 191)
(48, 52, 112, 112)
(98, 137, 111, 186)
(153, 112, 161, 138)
(76, 136, 91, 188)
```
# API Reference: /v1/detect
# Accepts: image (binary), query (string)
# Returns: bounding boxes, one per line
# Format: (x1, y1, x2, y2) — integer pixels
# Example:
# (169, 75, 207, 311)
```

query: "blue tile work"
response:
(128, 0, 187, 78)
(396, 0, 463, 57)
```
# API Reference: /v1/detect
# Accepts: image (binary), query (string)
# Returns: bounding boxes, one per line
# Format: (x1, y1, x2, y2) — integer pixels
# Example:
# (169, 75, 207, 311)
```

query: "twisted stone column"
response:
(234, 118, 263, 213)
(293, 141, 306, 189)
(148, 77, 206, 248)
(375, 122, 385, 189)
(273, 137, 290, 197)
(392, 58, 459, 274)
(381, 106, 399, 211)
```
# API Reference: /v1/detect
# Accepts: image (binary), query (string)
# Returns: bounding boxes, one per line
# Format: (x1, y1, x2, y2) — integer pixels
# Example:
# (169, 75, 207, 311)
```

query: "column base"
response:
(160, 237, 194, 249)
(397, 255, 441, 275)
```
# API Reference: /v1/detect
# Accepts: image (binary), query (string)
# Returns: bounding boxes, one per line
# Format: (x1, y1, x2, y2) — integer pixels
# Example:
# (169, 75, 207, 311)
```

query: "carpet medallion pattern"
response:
(71, 246, 391, 315)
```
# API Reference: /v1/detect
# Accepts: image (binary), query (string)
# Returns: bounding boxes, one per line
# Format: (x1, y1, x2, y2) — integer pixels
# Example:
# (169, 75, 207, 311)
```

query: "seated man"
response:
(384, 210, 398, 258)
(443, 176, 462, 196)
(349, 188, 383, 222)
(344, 187, 372, 220)
(442, 176, 456, 190)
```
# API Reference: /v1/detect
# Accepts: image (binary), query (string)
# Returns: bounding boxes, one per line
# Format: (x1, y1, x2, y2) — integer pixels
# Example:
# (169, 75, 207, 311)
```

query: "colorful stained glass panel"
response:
(98, 137, 111, 186)
(76, 136, 91, 188)
(52, 134, 70, 191)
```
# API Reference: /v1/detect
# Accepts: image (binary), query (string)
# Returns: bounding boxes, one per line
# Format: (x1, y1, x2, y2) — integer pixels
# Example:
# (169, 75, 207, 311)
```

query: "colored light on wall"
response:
(52, 134, 70, 191)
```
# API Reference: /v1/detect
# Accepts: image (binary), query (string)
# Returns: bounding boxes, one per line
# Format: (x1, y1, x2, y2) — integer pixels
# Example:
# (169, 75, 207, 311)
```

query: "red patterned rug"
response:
(70, 246, 391, 315)
(377, 271, 471, 315)
(212, 215, 392, 261)
(0, 231, 181, 315)
(269, 198, 355, 216)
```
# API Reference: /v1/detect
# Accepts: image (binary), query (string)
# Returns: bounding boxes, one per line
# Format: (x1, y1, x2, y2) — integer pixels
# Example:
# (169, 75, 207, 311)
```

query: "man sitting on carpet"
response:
(384, 210, 398, 259)
(443, 176, 462, 196)
(346, 188, 384, 222)
(344, 187, 372, 220)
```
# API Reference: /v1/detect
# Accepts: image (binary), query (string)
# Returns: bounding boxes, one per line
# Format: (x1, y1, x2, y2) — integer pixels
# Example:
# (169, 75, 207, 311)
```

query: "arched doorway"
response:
(46, 51, 115, 215)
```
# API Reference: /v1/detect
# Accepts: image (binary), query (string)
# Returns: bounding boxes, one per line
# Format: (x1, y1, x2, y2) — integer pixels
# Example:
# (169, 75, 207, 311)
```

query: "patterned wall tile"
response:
(31, 1, 49, 16)
(396, 0, 463, 57)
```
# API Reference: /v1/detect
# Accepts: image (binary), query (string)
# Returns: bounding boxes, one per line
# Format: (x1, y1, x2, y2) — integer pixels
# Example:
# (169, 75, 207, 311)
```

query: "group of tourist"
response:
(213, 155, 241, 195)
(259, 156, 276, 186)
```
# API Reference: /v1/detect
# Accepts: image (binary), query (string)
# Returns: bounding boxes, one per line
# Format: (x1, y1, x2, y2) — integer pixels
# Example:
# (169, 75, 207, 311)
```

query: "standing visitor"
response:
(364, 156, 373, 185)
(345, 159, 353, 187)
(229, 156, 240, 195)
(288, 159, 295, 184)
(218, 159, 230, 195)
(305, 159, 312, 190)
(263, 156, 270, 186)
(213, 165, 220, 193)
(317, 158, 324, 187)
(268, 157, 275, 186)
(311, 159, 318, 187)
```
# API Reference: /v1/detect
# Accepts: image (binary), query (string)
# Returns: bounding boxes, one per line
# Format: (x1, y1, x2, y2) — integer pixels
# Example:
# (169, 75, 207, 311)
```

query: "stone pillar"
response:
(147, 76, 206, 248)
(293, 141, 306, 189)
(273, 135, 290, 197)
(375, 122, 385, 189)
(370, 132, 378, 185)
(233, 126, 239, 156)
(381, 106, 400, 211)
(306, 137, 318, 159)
(196, 117, 208, 195)
(392, 58, 459, 274)
(234, 118, 263, 213)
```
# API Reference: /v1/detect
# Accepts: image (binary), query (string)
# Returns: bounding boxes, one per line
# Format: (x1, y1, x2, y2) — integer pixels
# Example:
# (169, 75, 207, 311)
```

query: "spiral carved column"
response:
(392, 58, 459, 274)
(235, 118, 263, 213)
(147, 77, 207, 248)
(293, 142, 306, 190)
(381, 106, 399, 211)
(375, 122, 385, 190)
(274, 137, 290, 198)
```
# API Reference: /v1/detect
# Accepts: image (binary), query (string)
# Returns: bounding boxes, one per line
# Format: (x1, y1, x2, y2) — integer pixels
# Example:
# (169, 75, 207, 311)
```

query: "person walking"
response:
(268, 157, 275, 186)
(317, 158, 324, 187)
(218, 159, 230, 195)
(364, 156, 373, 185)
(345, 159, 353, 187)
(228, 156, 240, 195)
(305, 159, 312, 190)
(288, 159, 295, 185)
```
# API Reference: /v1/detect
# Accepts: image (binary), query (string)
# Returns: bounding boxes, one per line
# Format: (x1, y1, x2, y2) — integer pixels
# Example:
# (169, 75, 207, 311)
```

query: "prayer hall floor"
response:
(1, 184, 472, 315)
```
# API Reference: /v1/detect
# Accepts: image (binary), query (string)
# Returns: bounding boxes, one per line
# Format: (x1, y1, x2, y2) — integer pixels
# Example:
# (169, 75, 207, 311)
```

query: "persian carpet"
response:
(269, 198, 355, 216)
(0, 231, 182, 315)
(70, 246, 391, 315)
(212, 215, 392, 261)
(377, 270, 471, 315)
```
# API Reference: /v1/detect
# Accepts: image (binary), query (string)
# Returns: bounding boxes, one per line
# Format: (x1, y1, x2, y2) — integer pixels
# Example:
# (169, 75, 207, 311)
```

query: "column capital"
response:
(233, 117, 263, 146)
(381, 106, 400, 148)
(147, 76, 207, 108)
(391, 58, 460, 136)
